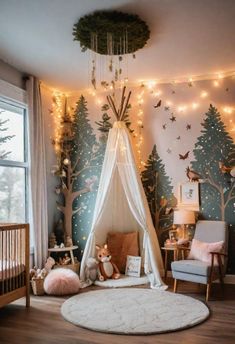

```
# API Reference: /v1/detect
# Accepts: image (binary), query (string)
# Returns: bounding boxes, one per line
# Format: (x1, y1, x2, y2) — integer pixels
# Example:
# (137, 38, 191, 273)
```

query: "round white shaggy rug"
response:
(61, 288, 209, 334)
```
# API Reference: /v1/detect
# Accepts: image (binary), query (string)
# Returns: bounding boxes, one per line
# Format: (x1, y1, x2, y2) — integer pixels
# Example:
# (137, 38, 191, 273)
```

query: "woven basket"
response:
(31, 278, 45, 296)
(53, 262, 80, 274)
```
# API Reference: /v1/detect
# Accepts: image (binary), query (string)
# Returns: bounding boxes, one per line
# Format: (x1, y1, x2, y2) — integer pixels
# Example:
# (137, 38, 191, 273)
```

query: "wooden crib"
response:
(0, 223, 30, 308)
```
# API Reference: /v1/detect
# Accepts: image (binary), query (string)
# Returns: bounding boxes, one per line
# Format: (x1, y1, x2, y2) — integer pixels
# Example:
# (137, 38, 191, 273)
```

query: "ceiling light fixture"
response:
(73, 10, 150, 91)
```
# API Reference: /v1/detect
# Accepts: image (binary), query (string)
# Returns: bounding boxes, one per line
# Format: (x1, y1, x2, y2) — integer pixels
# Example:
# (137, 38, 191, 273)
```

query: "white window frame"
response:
(0, 79, 29, 222)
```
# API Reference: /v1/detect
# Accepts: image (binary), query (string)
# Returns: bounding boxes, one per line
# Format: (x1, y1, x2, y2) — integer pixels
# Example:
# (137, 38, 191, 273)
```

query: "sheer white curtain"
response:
(26, 76, 48, 268)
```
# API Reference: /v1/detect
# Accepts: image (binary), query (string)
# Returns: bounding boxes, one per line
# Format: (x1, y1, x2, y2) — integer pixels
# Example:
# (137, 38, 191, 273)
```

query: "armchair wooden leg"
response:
(206, 283, 211, 302)
(173, 279, 178, 293)
(218, 256, 224, 289)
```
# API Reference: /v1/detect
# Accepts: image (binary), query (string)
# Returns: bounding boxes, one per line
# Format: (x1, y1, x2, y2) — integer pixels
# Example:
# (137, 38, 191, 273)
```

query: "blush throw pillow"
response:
(187, 238, 224, 265)
(107, 231, 139, 273)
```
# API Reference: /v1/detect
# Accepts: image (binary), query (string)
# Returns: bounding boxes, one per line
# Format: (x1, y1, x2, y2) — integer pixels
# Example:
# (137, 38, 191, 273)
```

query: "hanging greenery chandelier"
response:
(73, 10, 150, 90)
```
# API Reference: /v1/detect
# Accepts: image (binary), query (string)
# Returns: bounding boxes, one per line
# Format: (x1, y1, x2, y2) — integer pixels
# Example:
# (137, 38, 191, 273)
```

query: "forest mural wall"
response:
(45, 74, 235, 273)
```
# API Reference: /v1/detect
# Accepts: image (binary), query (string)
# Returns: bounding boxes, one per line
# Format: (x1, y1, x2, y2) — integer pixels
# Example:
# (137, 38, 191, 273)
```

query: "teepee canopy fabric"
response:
(80, 121, 166, 289)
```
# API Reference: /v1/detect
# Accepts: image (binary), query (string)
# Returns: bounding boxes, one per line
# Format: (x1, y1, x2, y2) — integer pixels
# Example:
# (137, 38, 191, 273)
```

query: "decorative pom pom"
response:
(44, 268, 80, 295)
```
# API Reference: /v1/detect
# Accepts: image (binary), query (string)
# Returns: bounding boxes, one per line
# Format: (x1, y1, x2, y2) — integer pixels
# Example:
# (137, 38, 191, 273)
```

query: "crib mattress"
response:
(0, 260, 25, 281)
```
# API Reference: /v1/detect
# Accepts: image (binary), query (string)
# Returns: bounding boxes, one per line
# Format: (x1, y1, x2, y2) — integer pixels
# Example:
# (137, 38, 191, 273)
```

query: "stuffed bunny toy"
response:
(85, 257, 98, 283)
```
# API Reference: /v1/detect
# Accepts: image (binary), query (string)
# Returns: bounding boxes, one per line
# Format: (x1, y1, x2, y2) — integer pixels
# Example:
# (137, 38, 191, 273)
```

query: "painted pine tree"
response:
(95, 102, 134, 134)
(95, 105, 112, 136)
(191, 104, 235, 273)
(141, 144, 176, 244)
(95, 104, 113, 168)
(54, 95, 103, 259)
(71, 95, 103, 259)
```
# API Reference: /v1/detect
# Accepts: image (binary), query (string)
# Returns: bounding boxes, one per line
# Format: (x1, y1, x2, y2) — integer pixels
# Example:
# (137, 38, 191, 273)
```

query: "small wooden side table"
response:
(48, 245, 78, 265)
(161, 246, 187, 280)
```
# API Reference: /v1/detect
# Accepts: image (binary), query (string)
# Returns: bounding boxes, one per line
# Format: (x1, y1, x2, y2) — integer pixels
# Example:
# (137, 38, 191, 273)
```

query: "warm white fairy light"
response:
(51, 91, 64, 155)
(192, 102, 199, 109)
(146, 80, 157, 89)
(153, 90, 162, 97)
(134, 88, 145, 170)
(137, 91, 144, 100)
(166, 100, 172, 106)
(223, 107, 233, 114)
(177, 105, 187, 112)
(200, 91, 208, 98)
(51, 92, 74, 162)
(84, 69, 235, 148)
(96, 98, 102, 105)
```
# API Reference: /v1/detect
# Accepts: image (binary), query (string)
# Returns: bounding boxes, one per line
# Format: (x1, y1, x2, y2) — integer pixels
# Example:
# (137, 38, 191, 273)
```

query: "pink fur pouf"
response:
(44, 268, 80, 295)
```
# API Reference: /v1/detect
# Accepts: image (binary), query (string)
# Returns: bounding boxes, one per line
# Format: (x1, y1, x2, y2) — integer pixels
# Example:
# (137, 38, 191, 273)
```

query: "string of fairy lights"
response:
(50, 91, 72, 164)
(50, 70, 235, 170)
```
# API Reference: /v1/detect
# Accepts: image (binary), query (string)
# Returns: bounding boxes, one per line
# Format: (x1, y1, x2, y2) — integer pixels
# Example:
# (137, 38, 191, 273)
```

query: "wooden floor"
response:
(0, 279, 235, 344)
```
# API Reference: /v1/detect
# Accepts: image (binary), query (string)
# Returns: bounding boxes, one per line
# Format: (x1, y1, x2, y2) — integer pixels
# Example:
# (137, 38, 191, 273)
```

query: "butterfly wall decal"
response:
(154, 100, 161, 108)
(179, 151, 190, 160)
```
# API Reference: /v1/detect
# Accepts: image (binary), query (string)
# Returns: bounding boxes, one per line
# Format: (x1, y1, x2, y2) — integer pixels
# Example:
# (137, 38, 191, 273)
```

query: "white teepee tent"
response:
(80, 89, 167, 289)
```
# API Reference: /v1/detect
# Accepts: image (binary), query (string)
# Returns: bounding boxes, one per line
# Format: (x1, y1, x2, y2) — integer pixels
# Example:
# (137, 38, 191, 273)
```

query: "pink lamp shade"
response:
(173, 209, 195, 225)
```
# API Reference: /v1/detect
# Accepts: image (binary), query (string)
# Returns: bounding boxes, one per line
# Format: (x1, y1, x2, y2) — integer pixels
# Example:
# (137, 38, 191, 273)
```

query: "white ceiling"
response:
(1, 0, 235, 92)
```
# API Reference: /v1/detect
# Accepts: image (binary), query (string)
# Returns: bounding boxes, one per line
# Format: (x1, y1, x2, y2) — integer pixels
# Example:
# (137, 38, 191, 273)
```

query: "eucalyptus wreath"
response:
(73, 10, 150, 55)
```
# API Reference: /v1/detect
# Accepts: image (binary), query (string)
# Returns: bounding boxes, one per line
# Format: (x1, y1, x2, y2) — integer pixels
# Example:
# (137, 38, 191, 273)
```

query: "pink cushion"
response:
(187, 239, 224, 265)
(44, 268, 80, 295)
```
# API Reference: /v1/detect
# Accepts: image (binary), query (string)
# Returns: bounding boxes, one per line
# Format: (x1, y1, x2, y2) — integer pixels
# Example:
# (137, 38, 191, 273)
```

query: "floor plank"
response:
(0, 280, 235, 344)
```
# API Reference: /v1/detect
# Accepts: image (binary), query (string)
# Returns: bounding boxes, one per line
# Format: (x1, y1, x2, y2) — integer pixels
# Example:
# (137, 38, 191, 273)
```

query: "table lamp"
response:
(173, 209, 195, 240)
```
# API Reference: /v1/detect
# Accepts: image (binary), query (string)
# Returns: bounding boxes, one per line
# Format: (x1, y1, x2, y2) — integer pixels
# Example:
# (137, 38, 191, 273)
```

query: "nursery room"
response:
(0, 0, 235, 343)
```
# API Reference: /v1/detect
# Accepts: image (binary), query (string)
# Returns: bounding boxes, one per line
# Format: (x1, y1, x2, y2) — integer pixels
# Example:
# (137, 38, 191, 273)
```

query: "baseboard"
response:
(166, 272, 235, 284)
(223, 274, 235, 284)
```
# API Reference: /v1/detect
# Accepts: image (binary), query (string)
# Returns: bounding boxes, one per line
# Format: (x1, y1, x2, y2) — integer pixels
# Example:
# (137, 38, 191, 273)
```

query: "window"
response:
(0, 99, 29, 223)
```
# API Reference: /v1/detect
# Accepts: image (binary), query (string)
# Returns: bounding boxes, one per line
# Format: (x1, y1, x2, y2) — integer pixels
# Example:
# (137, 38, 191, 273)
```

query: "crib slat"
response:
(1, 231, 3, 295)
(0, 224, 30, 307)
(9, 230, 12, 292)
(13, 229, 16, 291)
(6, 230, 9, 293)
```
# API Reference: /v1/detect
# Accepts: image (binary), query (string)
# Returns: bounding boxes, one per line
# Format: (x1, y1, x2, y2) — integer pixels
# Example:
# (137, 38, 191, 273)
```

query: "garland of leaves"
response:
(73, 10, 150, 55)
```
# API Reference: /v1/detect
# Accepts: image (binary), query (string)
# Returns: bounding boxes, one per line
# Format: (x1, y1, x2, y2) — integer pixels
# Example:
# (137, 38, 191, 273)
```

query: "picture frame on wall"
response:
(125, 255, 142, 277)
(178, 182, 200, 210)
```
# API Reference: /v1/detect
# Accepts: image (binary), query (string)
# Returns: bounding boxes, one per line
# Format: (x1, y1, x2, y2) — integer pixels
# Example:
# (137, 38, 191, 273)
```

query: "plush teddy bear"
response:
(44, 256, 56, 272)
(96, 244, 120, 281)
(85, 257, 98, 283)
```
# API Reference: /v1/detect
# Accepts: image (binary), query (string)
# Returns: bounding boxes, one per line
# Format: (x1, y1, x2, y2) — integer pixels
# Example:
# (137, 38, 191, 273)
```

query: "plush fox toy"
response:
(96, 244, 120, 281)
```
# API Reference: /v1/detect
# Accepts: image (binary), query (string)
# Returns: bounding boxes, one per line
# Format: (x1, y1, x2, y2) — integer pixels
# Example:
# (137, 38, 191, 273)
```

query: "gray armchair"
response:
(171, 220, 228, 301)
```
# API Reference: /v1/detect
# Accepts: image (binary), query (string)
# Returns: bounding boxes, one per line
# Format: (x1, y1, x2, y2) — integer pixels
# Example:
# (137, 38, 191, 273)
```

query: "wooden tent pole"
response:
(120, 91, 132, 121)
(107, 95, 119, 120)
(118, 86, 126, 119)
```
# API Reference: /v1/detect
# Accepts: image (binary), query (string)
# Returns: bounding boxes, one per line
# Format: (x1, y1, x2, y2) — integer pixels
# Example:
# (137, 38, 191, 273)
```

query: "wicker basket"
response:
(31, 278, 45, 296)
(53, 262, 80, 274)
